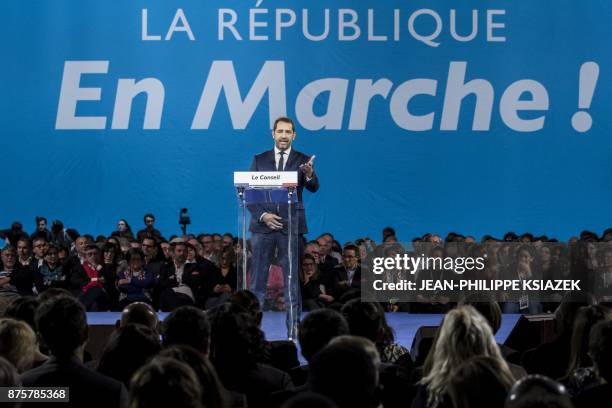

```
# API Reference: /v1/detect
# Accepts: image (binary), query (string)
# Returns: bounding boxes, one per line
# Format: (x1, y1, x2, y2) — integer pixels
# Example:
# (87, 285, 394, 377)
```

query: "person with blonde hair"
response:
(412, 305, 515, 408)
(0, 318, 47, 372)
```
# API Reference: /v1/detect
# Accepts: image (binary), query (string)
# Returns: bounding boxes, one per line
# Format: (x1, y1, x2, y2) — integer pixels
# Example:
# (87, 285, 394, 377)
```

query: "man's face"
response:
(76, 237, 88, 256)
(272, 121, 295, 151)
(145, 217, 155, 229)
(304, 244, 320, 263)
(16, 240, 30, 260)
(317, 236, 332, 256)
(342, 249, 359, 270)
(38, 219, 47, 231)
(85, 248, 99, 265)
(200, 236, 213, 252)
(141, 239, 157, 258)
(212, 235, 222, 251)
(1, 249, 17, 269)
(44, 248, 59, 267)
(33, 239, 48, 259)
(172, 244, 187, 264)
(222, 236, 233, 249)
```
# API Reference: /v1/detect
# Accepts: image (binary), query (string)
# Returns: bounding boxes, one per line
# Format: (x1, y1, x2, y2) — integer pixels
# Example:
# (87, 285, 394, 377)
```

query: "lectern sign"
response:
(233, 171, 298, 188)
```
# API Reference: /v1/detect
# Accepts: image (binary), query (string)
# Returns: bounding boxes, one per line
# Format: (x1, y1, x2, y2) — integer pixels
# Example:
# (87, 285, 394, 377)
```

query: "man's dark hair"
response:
(162, 306, 210, 354)
(35, 216, 47, 225)
(506, 375, 572, 408)
(273, 116, 295, 132)
(97, 324, 161, 386)
(341, 299, 382, 342)
(309, 337, 379, 408)
(343, 244, 360, 257)
(143, 213, 155, 223)
(589, 319, 612, 382)
(298, 308, 349, 362)
(282, 392, 338, 408)
(120, 302, 159, 331)
(35, 295, 88, 358)
(129, 357, 202, 408)
(228, 290, 262, 325)
(5, 296, 40, 331)
(382, 227, 396, 241)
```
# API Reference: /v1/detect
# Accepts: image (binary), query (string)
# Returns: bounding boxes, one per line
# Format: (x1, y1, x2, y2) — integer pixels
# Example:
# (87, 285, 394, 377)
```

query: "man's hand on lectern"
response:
(262, 213, 283, 230)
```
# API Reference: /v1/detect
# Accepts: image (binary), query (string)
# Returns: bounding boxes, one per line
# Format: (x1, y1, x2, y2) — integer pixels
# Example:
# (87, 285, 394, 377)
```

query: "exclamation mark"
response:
(571, 62, 599, 132)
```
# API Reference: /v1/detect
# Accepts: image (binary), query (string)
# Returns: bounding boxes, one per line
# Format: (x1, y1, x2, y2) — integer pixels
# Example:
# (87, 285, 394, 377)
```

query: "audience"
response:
(3, 218, 612, 407)
(0, 318, 47, 372)
(159, 345, 231, 408)
(309, 335, 381, 408)
(448, 356, 515, 408)
(414, 305, 516, 408)
(20, 295, 128, 408)
(162, 306, 210, 355)
(506, 375, 573, 408)
(129, 357, 202, 408)
(97, 324, 161, 387)
(573, 319, 612, 407)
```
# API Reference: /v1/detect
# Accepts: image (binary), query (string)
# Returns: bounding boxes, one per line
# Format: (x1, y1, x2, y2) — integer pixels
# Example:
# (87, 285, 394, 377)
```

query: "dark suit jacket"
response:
(21, 356, 128, 408)
(248, 149, 319, 235)
(331, 264, 362, 298)
(158, 261, 218, 307)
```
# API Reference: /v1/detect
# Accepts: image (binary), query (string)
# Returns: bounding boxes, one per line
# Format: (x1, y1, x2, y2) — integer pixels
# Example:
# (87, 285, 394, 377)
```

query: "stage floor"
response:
(87, 312, 522, 348)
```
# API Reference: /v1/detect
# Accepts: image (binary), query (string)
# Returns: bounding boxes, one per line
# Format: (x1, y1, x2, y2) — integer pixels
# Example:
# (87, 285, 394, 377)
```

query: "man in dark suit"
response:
(249, 116, 319, 339)
(21, 295, 127, 408)
(331, 244, 362, 300)
(158, 240, 214, 311)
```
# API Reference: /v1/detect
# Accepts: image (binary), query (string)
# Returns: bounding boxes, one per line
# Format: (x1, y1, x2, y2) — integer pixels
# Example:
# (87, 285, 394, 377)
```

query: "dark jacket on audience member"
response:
(21, 356, 128, 408)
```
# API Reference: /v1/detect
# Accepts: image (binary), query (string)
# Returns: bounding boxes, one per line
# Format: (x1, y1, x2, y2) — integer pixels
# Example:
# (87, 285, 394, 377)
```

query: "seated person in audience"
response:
(572, 319, 612, 408)
(117, 248, 155, 309)
(521, 292, 595, 379)
(1, 246, 34, 305)
(158, 241, 201, 311)
(208, 303, 293, 407)
(129, 357, 203, 408)
(228, 290, 300, 374)
(35, 244, 67, 292)
(97, 324, 161, 387)
(4, 296, 39, 330)
(100, 242, 124, 310)
(0, 318, 47, 372)
(159, 345, 234, 408)
(330, 245, 362, 300)
(300, 253, 334, 311)
(69, 244, 110, 311)
(204, 247, 237, 309)
(341, 299, 409, 364)
(309, 335, 381, 408)
(506, 375, 573, 408)
(118, 302, 159, 332)
(460, 293, 521, 364)
(292, 308, 349, 386)
(162, 306, 210, 356)
(21, 295, 128, 408)
(413, 306, 517, 408)
(562, 305, 611, 395)
(282, 392, 338, 408)
(447, 356, 514, 408)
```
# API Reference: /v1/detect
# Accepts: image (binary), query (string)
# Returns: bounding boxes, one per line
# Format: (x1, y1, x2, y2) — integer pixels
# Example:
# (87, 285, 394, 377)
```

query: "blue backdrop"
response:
(2, 1, 611, 242)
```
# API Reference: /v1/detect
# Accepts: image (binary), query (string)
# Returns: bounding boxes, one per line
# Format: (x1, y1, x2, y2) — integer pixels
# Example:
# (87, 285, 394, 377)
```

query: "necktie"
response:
(278, 150, 285, 171)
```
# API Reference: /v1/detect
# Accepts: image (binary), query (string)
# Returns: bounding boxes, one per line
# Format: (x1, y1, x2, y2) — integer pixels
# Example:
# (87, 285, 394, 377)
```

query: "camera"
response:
(178, 208, 191, 234)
